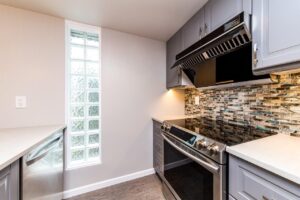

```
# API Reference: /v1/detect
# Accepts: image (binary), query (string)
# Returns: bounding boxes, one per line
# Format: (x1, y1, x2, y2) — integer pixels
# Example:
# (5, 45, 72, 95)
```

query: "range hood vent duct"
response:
(172, 12, 251, 70)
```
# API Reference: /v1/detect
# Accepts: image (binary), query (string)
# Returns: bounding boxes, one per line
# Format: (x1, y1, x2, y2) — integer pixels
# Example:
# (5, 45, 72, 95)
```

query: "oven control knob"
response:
(161, 124, 170, 132)
(196, 139, 208, 148)
(207, 143, 220, 154)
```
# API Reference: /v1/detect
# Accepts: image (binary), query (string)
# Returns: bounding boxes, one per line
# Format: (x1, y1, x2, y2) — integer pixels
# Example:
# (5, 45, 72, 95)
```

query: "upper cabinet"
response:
(204, 0, 252, 34)
(252, 0, 300, 74)
(166, 30, 183, 89)
(182, 9, 205, 49)
(166, 0, 252, 89)
(173, 0, 252, 52)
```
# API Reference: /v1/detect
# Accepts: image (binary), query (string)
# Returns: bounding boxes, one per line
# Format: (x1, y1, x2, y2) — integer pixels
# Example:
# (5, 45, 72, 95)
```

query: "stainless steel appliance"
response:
(161, 117, 276, 200)
(22, 131, 64, 200)
(172, 12, 271, 89)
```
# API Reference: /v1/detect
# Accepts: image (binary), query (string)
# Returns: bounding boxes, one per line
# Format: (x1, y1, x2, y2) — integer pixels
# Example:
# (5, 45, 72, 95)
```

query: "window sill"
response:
(66, 160, 101, 171)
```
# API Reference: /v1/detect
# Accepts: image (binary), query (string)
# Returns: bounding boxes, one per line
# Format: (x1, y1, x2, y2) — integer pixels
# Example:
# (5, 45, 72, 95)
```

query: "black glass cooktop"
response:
(166, 117, 277, 146)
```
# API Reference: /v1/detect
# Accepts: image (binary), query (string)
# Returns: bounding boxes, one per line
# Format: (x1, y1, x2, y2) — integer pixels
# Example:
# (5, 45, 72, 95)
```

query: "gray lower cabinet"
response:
(166, 30, 183, 89)
(0, 161, 20, 200)
(0, 167, 10, 200)
(252, 0, 300, 74)
(153, 120, 163, 178)
(229, 155, 300, 200)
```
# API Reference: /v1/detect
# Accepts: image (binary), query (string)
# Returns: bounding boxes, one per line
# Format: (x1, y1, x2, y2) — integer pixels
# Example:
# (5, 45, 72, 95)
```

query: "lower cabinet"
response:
(229, 155, 300, 200)
(0, 160, 20, 200)
(153, 120, 163, 178)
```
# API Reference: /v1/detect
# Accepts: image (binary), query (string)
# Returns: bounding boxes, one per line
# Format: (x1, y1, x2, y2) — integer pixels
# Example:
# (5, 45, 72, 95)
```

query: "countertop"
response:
(0, 125, 66, 171)
(152, 114, 199, 123)
(227, 134, 300, 185)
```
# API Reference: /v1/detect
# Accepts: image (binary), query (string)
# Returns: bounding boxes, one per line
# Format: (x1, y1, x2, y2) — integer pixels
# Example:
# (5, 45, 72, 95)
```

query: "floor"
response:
(67, 175, 165, 200)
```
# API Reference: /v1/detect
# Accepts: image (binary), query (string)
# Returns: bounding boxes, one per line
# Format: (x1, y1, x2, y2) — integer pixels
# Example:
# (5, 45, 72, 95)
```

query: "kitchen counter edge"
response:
(0, 124, 66, 171)
(226, 134, 300, 185)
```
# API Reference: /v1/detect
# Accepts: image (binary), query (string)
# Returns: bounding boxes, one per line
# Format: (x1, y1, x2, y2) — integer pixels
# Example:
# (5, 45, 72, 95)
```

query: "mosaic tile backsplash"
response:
(185, 73, 300, 136)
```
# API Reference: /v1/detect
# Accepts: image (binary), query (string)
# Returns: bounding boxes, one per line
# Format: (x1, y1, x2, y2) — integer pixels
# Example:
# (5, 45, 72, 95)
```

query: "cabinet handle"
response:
(204, 23, 208, 34)
(199, 27, 203, 37)
(262, 195, 270, 200)
(177, 68, 181, 83)
(253, 43, 258, 66)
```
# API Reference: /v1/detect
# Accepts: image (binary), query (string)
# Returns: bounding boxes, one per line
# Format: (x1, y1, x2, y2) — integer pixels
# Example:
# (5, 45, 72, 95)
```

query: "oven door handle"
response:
(162, 134, 220, 174)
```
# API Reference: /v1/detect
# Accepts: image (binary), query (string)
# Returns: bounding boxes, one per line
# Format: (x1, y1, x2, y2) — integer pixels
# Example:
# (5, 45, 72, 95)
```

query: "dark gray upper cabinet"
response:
(204, 0, 252, 35)
(166, 0, 252, 89)
(229, 156, 300, 200)
(181, 0, 252, 50)
(182, 9, 205, 49)
(167, 30, 183, 89)
(0, 161, 19, 200)
(252, 0, 300, 74)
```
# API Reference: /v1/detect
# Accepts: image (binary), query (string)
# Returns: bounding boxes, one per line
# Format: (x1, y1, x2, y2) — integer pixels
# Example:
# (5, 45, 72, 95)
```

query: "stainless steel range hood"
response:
(173, 12, 251, 70)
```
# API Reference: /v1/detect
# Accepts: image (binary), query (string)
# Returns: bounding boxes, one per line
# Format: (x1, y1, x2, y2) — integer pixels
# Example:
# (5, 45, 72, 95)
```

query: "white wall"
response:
(0, 4, 65, 128)
(0, 4, 185, 194)
(64, 28, 185, 191)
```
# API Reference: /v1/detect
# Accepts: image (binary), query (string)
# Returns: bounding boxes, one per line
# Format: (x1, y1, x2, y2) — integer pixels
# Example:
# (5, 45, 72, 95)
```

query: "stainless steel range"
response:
(161, 117, 276, 200)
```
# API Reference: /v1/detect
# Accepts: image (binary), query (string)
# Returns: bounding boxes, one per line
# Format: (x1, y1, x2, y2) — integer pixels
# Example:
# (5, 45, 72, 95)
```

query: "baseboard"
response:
(63, 168, 155, 199)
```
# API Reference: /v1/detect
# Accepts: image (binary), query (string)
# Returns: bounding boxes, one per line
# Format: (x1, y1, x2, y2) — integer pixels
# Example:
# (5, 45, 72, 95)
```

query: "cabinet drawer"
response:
(153, 121, 162, 132)
(237, 167, 298, 199)
(230, 156, 300, 200)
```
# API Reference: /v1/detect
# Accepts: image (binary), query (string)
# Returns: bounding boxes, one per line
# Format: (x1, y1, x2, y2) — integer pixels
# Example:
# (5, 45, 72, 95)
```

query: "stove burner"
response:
(162, 117, 277, 164)
(165, 117, 276, 146)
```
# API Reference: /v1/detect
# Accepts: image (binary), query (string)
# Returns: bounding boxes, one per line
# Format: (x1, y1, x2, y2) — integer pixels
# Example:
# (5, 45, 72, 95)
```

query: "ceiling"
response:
(0, 0, 208, 41)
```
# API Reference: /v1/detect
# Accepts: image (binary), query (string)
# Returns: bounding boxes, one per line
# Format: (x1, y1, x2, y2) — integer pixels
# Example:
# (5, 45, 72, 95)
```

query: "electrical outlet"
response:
(194, 96, 200, 105)
(16, 96, 27, 108)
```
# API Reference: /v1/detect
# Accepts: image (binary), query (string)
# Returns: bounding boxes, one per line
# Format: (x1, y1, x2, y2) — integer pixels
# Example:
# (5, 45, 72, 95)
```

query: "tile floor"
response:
(66, 175, 165, 200)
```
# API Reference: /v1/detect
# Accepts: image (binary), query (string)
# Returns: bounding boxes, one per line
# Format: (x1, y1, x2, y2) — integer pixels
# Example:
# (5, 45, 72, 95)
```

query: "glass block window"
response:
(66, 21, 101, 168)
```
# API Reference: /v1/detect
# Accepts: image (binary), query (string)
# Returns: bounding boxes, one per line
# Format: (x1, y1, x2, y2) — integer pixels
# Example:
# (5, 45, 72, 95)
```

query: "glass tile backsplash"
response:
(185, 73, 300, 135)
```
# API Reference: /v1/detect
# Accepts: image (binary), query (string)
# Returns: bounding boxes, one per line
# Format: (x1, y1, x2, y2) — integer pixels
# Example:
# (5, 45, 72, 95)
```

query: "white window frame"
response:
(65, 20, 102, 170)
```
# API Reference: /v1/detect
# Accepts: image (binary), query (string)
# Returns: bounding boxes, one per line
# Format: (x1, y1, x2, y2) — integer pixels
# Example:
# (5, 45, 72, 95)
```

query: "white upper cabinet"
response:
(204, 0, 251, 34)
(252, 0, 300, 74)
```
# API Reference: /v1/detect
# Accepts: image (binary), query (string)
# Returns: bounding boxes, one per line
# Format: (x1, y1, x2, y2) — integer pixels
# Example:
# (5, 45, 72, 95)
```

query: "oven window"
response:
(164, 141, 213, 200)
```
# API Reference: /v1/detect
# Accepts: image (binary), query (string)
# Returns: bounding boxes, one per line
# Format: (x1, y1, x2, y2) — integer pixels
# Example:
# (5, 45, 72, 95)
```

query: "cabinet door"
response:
(204, 0, 250, 35)
(0, 167, 10, 200)
(182, 9, 205, 49)
(10, 161, 19, 200)
(167, 31, 183, 89)
(229, 156, 300, 200)
(153, 120, 163, 178)
(252, 0, 300, 74)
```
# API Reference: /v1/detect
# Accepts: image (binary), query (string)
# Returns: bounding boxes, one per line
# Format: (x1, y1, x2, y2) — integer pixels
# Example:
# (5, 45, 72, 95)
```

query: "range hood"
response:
(173, 12, 251, 70)
(172, 12, 271, 89)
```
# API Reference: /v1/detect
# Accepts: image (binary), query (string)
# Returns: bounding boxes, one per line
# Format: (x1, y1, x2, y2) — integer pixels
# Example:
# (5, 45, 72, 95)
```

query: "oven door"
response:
(162, 133, 226, 200)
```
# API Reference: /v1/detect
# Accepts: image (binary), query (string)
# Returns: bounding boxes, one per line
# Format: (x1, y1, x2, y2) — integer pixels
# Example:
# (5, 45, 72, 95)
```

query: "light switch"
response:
(194, 96, 200, 105)
(16, 96, 27, 108)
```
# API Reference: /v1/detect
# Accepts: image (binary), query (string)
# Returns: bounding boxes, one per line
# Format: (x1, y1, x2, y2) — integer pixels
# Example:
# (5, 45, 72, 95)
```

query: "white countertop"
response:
(0, 125, 66, 171)
(227, 134, 300, 185)
(152, 114, 199, 123)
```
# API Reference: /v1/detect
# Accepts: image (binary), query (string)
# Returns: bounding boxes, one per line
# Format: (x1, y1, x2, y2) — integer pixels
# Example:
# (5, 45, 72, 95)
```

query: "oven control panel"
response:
(162, 121, 226, 164)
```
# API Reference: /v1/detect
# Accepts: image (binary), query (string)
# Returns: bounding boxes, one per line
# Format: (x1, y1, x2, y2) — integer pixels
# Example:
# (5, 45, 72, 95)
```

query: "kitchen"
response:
(0, 0, 299, 200)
